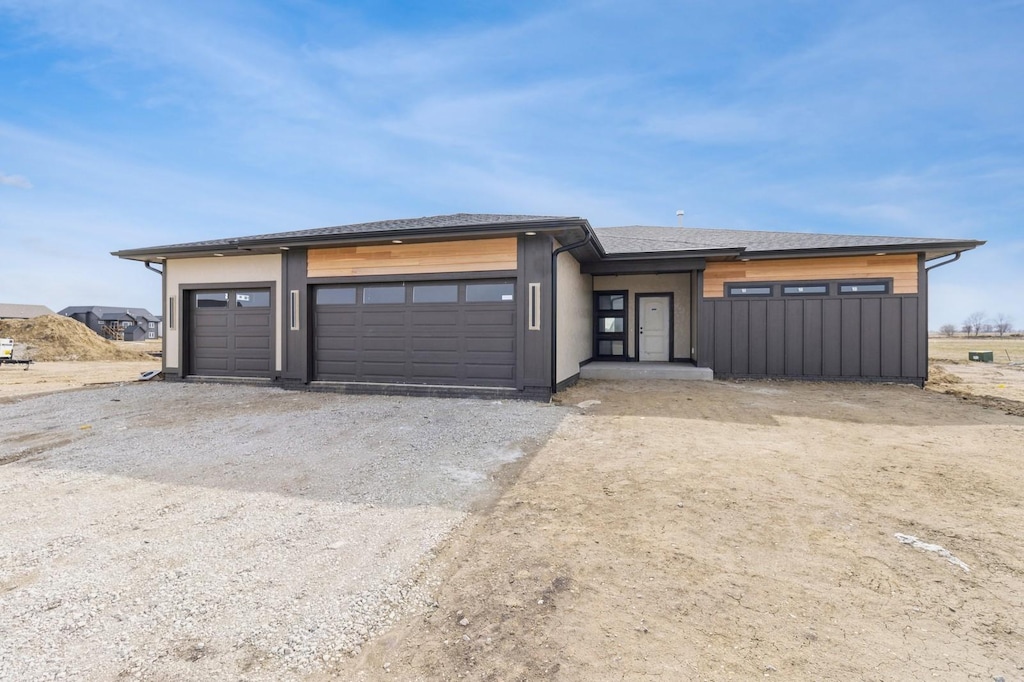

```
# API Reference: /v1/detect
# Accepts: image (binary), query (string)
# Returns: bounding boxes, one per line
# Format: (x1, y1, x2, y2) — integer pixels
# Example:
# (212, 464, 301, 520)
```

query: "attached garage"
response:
(114, 212, 983, 396)
(189, 288, 274, 378)
(313, 279, 517, 387)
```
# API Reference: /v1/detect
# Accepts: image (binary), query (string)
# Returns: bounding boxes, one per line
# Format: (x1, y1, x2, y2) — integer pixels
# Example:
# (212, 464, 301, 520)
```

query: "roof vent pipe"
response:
(676, 210, 684, 227)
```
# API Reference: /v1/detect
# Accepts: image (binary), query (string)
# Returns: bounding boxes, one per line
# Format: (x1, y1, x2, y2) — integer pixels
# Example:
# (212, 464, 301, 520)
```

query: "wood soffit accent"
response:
(307, 237, 518, 278)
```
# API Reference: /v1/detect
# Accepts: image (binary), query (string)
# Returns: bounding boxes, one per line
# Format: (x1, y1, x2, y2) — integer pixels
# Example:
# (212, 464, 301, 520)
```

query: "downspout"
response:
(924, 251, 961, 272)
(550, 230, 594, 392)
(144, 261, 164, 275)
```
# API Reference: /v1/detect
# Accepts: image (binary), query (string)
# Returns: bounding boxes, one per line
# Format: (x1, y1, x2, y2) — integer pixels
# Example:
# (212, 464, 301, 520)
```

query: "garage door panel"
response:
(316, 311, 358, 326)
(465, 337, 515, 353)
(464, 309, 516, 327)
(363, 336, 407, 351)
(317, 336, 357, 351)
(233, 336, 271, 350)
(411, 336, 460, 352)
(466, 364, 515, 380)
(192, 357, 230, 372)
(313, 281, 515, 387)
(411, 312, 461, 327)
(193, 315, 228, 329)
(412, 363, 461, 379)
(362, 311, 405, 326)
(317, 359, 357, 374)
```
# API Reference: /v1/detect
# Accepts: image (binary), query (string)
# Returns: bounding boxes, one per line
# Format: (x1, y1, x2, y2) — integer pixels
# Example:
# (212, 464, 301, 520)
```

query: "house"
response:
(0, 303, 54, 319)
(112, 213, 983, 398)
(58, 306, 163, 341)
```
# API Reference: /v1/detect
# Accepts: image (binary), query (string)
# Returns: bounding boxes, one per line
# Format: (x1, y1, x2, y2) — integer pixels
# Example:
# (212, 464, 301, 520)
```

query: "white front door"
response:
(639, 296, 670, 362)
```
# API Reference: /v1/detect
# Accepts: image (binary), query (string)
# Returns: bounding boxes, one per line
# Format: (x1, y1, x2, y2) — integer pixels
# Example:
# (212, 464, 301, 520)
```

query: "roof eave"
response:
(737, 240, 985, 261)
(112, 218, 592, 261)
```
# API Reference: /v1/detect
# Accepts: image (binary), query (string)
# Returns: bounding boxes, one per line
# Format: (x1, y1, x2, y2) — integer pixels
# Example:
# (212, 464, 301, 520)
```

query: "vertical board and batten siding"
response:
(703, 254, 919, 297)
(701, 295, 922, 381)
(699, 254, 926, 383)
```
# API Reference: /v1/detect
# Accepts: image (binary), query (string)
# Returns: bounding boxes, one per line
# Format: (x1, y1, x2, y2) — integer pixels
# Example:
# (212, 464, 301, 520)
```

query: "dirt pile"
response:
(0, 315, 152, 361)
(926, 360, 964, 386)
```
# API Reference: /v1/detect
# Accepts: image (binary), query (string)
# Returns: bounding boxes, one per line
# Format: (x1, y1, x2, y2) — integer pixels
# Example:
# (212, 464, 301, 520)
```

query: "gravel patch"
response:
(0, 382, 567, 680)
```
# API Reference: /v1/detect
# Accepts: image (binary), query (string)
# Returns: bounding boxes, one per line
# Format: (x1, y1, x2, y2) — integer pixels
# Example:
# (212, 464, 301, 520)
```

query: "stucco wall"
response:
(165, 254, 283, 372)
(593, 273, 693, 359)
(556, 250, 593, 384)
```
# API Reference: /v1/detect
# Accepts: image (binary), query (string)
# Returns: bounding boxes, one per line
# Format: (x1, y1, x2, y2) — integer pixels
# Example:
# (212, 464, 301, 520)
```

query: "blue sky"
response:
(1, 0, 1021, 330)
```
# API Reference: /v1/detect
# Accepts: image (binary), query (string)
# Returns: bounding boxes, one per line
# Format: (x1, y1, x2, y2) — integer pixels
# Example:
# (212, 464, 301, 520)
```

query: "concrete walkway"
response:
(580, 361, 714, 381)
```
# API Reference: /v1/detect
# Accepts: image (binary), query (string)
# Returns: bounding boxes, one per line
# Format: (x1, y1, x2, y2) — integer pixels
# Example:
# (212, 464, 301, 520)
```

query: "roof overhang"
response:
(726, 240, 985, 262)
(112, 217, 593, 262)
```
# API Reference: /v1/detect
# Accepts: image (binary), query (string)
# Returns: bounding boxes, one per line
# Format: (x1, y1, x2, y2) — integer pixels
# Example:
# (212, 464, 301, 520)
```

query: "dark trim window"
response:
(782, 283, 829, 296)
(594, 291, 628, 359)
(195, 292, 229, 308)
(466, 282, 515, 302)
(236, 291, 271, 307)
(839, 281, 890, 295)
(363, 285, 406, 304)
(727, 285, 773, 297)
(315, 287, 356, 305)
(413, 284, 458, 303)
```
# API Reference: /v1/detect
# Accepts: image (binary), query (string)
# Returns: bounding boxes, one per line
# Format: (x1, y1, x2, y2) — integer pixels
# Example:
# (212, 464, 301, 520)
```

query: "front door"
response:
(638, 296, 670, 362)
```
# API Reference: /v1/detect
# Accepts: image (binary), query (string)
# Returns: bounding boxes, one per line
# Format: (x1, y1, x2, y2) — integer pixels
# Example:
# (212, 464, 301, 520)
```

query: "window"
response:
(316, 287, 356, 305)
(466, 282, 515, 302)
(121, 320, 131, 328)
(148, 321, 155, 329)
(727, 285, 773, 297)
(236, 291, 270, 307)
(597, 294, 625, 311)
(363, 285, 405, 304)
(598, 340, 624, 356)
(782, 283, 828, 296)
(413, 284, 458, 303)
(839, 281, 890, 295)
(594, 290, 627, 359)
(195, 292, 228, 308)
(148, 332, 156, 339)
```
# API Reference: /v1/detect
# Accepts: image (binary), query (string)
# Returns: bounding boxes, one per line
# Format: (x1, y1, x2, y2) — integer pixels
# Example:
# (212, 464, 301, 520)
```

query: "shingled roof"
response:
(117, 213, 577, 254)
(594, 225, 979, 258)
(0, 303, 54, 319)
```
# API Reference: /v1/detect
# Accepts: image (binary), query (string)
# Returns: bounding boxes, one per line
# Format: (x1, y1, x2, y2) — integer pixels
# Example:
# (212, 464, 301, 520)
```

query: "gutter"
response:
(144, 261, 163, 275)
(924, 251, 962, 272)
(550, 229, 595, 392)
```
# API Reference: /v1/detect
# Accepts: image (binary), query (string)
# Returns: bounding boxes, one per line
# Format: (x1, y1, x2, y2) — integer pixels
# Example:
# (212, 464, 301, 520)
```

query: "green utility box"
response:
(968, 350, 994, 362)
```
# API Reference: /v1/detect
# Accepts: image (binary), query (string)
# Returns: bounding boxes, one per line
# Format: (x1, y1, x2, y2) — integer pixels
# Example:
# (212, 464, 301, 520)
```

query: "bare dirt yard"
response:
(0, 360, 161, 400)
(927, 336, 1024, 414)
(2, 348, 1023, 681)
(343, 379, 1024, 681)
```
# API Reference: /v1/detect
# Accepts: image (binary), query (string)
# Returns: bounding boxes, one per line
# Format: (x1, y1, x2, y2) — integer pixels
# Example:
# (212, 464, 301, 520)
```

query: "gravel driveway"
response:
(0, 383, 566, 680)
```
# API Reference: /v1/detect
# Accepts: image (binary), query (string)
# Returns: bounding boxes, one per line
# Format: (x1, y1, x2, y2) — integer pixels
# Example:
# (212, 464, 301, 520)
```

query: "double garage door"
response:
(189, 289, 274, 377)
(313, 279, 517, 388)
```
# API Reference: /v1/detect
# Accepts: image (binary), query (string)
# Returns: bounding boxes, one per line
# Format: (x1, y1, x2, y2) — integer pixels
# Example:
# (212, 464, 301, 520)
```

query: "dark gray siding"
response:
(700, 293, 924, 383)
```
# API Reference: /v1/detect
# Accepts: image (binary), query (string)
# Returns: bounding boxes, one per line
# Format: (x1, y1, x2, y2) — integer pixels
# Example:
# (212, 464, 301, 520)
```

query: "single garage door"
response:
(189, 289, 274, 377)
(314, 280, 516, 387)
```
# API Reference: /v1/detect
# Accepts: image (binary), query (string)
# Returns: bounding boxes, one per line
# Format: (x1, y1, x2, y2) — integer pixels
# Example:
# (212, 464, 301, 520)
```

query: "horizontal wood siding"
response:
(701, 294, 924, 382)
(308, 238, 518, 278)
(703, 254, 918, 298)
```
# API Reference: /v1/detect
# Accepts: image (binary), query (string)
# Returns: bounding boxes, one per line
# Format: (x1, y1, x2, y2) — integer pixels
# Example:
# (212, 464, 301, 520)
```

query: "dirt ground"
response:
(0, 360, 160, 400)
(3, 348, 1023, 680)
(927, 337, 1024, 413)
(342, 380, 1024, 681)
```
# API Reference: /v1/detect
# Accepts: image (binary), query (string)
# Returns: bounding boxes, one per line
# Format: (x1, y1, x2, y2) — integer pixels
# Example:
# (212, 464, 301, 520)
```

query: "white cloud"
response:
(0, 172, 32, 189)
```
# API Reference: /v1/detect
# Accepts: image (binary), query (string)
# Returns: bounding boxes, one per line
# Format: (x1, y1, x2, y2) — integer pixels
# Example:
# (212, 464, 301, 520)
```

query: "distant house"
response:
(0, 303, 55, 320)
(58, 306, 162, 341)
